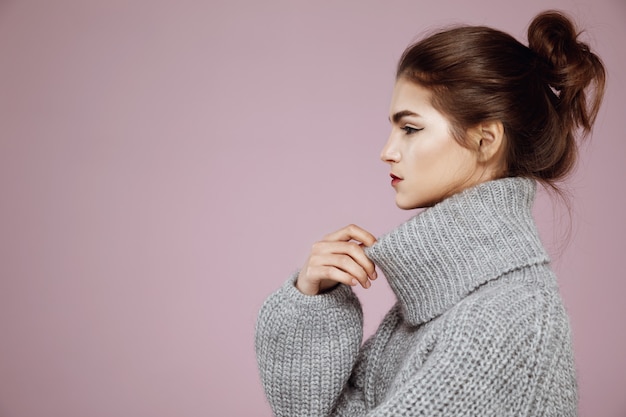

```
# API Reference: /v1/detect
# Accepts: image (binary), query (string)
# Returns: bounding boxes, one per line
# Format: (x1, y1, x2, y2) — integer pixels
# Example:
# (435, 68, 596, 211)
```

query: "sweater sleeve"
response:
(255, 272, 363, 417)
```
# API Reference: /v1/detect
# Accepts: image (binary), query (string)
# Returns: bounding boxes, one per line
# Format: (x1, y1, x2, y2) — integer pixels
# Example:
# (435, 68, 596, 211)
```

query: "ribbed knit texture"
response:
(255, 177, 578, 416)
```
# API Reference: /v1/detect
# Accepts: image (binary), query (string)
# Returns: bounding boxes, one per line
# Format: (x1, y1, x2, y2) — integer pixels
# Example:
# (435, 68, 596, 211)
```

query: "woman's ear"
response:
(469, 121, 505, 163)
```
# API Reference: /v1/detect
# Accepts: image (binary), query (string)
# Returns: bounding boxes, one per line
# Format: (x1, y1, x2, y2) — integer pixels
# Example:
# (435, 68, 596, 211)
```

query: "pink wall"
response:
(0, 1, 624, 416)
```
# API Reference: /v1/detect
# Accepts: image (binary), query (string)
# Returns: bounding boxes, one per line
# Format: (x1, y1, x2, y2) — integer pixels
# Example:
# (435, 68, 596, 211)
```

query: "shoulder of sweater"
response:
(437, 263, 571, 345)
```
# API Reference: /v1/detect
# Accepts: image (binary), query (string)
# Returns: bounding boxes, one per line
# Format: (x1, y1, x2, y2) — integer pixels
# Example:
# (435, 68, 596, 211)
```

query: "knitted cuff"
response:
(280, 272, 358, 310)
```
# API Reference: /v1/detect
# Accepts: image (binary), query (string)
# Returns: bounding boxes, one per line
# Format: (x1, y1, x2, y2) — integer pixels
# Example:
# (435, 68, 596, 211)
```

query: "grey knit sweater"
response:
(255, 178, 577, 416)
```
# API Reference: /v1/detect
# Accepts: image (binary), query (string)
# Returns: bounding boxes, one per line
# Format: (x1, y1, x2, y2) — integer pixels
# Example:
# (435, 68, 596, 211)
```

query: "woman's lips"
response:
(390, 173, 402, 186)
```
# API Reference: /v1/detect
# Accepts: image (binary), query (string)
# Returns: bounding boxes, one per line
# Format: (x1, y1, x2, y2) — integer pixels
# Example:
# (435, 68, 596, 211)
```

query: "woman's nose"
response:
(380, 137, 400, 163)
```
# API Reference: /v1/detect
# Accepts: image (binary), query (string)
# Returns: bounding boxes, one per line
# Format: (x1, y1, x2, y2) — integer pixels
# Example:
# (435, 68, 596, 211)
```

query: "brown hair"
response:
(397, 10, 606, 190)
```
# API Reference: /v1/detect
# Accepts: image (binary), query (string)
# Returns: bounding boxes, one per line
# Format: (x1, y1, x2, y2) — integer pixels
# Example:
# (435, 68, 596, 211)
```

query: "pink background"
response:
(0, 0, 624, 416)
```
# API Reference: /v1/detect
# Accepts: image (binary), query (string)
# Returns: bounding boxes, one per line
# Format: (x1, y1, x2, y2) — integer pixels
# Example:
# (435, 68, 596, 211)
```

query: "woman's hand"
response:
(296, 224, 378, 295)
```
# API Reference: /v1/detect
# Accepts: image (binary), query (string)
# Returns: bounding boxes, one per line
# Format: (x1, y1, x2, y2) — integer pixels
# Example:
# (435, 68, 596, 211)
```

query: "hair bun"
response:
(528, 11, 585, 89)
(527, 10, 605, 131)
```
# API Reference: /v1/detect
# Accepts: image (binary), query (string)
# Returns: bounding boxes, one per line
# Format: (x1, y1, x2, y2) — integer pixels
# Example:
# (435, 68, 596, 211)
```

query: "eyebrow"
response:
(389, 110, 421, 124)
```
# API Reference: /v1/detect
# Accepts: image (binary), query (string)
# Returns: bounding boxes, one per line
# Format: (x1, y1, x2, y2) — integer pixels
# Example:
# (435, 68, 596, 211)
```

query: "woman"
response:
(255, 10, 605, 417)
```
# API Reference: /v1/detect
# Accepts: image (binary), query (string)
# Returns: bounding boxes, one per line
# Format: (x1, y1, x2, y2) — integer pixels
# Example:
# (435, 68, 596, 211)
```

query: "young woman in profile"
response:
(255, 10, 605, 417)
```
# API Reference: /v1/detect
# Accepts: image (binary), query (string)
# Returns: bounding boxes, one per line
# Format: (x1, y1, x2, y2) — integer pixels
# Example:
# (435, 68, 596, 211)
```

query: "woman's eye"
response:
(402, 126, 423, 134)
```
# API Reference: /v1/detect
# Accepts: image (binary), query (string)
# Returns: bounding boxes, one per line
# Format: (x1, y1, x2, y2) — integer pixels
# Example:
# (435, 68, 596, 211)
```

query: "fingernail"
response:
(371, 271, 378, 280)
(364, 280, 371, 289)
(351, 279, 358, 286)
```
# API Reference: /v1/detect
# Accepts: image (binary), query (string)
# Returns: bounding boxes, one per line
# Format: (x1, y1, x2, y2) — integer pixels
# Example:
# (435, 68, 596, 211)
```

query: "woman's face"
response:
(381, 78, 483, 209)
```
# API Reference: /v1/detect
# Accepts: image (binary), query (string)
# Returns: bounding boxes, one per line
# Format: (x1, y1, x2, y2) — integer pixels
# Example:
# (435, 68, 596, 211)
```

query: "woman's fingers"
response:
(296, 224, 378, 295)
(322, 224, 377, 247)
(312, 240, 377, 281)
(311, 264, 367, 288)
(313, 253, 372, 287)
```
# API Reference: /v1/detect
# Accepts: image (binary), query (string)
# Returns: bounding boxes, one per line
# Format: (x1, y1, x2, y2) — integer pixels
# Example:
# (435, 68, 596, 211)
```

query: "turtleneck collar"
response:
(364, 177, 550, 326)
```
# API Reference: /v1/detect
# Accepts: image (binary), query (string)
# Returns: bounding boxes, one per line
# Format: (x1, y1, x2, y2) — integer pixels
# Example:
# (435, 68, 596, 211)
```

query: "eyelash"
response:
(402, 126, 423, 135)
